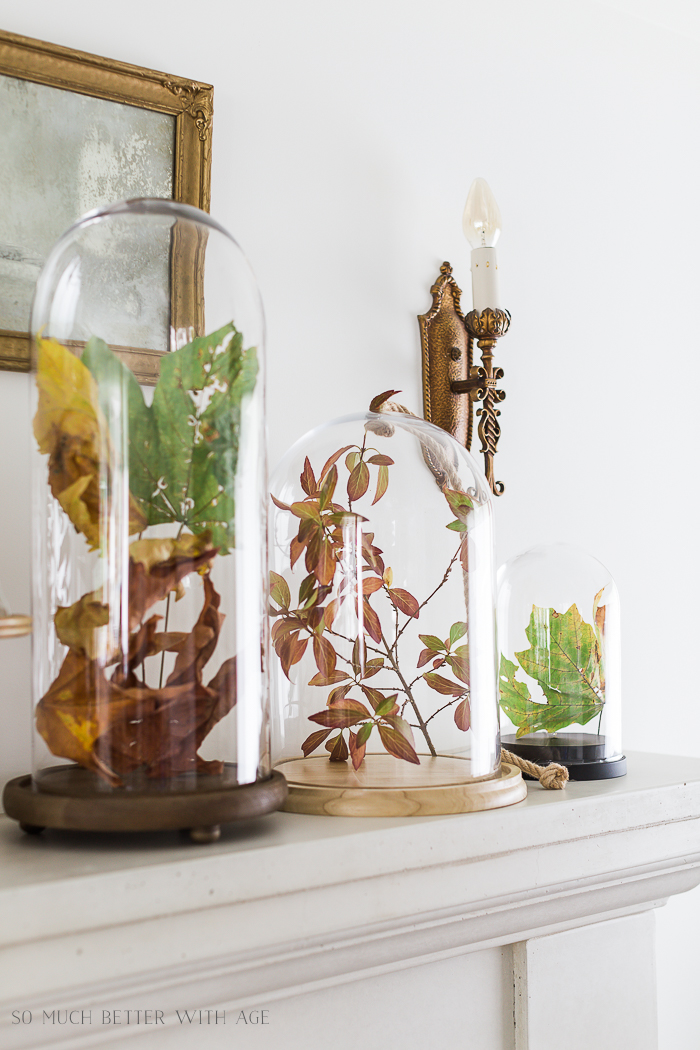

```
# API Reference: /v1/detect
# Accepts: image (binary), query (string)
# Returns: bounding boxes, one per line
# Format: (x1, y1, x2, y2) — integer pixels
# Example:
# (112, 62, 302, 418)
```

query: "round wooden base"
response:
(2, 765, 288, 842)
(277, 755, 527, 816)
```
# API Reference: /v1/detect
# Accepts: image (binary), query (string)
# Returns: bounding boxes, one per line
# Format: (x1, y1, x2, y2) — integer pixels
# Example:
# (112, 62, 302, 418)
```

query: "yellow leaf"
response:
(55, 710, 99, 753)
(54, 593, 111, 661)
(33, 337, 146, 547)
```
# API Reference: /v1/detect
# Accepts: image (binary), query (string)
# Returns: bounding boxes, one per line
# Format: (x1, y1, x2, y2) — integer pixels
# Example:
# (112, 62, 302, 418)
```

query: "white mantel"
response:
(1, 751, 699, 1050)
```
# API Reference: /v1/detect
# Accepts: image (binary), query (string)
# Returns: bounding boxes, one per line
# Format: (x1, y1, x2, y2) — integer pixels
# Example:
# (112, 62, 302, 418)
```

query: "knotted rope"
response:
(501, 748, 569, 789)
(369, 399, 569, 790)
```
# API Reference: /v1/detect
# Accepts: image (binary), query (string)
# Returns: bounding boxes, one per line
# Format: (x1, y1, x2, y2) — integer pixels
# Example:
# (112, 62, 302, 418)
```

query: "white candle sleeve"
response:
(470, 246, 500, 313)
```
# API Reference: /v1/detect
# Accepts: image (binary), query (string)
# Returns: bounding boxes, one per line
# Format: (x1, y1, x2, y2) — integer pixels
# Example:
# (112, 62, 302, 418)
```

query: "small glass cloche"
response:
(269, 401, 527, 815)
(498, 543, 625, 780)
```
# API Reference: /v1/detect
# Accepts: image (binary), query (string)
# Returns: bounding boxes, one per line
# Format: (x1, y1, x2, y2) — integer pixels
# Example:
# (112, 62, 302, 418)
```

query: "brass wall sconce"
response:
(418, 180, 511, 495)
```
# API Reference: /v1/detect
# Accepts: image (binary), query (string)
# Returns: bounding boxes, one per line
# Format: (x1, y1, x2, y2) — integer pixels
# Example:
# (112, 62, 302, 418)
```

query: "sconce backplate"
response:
(418, 262, 473, 450)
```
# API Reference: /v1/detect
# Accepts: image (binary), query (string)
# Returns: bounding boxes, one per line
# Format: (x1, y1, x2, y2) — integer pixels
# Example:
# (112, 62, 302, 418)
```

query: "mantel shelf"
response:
(2, 751, 700, 1049)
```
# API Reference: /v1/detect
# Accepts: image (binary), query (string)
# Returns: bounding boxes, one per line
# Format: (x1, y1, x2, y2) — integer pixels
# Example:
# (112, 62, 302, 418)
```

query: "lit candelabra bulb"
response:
(462, 178, 502, 311)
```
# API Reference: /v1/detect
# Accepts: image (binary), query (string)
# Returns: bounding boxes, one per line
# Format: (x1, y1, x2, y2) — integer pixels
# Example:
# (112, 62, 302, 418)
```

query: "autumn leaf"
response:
(320, 445, 354, 482)
(308, 670, 350, 686)
(36, 575, 238, 784)
(269, 571, 291, 609)
(278, 635, 309, 679)
(291, 501, 321, 521)
(446, 649, 470, 686)
(348, 460, 370, 501)
(329, 732, 349, 762)
(328, 683, 353, 705)
(34, 337, 146, 549)
(313, 634, 337, 678)
(300, 457, 317, 496)
(360, 685, 385, 711)
(454, 697, 471, 731)
(362, 599, 382, 643)
(319, 465, 338, 510)
(377, 721, 420, 764)
(362, 657, 385, 679)
(369, 390, 401, 412)
(417, 648, 434, 668)
(362, 577, 383, 595)
(367, 454, 394, 466)
(54, 594, 111, 661)
(302, 728, 332, 756)
(372, 465, 390, 505)
(424, 673, 465, 697)
(308, 698, 371, 728)
(387, 588, 419, 618)
(348, 730, 366, 770)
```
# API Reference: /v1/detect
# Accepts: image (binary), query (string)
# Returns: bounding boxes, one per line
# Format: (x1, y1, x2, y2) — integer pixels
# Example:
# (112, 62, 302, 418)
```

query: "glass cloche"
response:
(269, 403, 526, 815)
(498, 543, 625, 780)
(2, 199, 286, 840)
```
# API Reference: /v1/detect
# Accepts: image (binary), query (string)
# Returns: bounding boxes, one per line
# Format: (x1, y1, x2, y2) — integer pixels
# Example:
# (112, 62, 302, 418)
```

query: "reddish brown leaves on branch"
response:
(378, 719, 419, 764)
(269, 438, 476, 771)
(387, 588, 419, 618)
(308, 698, 372, 729)
(454, 698, 471, 732)
(348, 730, 366, 770)
(347, 460, 370, 502)
(424, 673, 466, 697)
(302, 728, 331, 756)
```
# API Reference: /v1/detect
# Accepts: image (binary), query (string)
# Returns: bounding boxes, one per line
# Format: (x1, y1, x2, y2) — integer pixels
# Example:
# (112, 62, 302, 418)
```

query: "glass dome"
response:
(5, 199, 286, 838)
(268, 407, 523, 815)
(498, 543, 625, 780)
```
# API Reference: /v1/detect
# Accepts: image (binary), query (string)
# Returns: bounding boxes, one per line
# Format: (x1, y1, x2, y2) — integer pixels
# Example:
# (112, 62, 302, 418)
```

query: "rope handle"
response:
(502, 748, 569, 789)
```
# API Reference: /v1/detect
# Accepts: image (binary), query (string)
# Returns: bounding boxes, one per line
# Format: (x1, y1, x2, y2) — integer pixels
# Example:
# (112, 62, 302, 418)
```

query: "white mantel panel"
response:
(1, 754, 699, 1050)
(514, 913, 658, 1050)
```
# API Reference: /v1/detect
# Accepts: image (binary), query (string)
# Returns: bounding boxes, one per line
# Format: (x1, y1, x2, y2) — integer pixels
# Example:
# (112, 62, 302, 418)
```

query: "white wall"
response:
(0, 1, 697, 1045)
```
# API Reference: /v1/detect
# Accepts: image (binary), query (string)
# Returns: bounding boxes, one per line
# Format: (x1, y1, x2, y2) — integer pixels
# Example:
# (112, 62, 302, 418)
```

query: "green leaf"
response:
(81, 336, 171, 528)
(499, 623, 603, 738)
(446, 520, 468, 532)
(442, 487, 473, 517)
(374, 694, 399, 717)
(516, 604, 604, 711)
(150, 323, 258, 551)
(356, 722, 373, 747)
(269, 571, 290, 609)
(449, 622, 468, 647)
(419, 634, 447, 653)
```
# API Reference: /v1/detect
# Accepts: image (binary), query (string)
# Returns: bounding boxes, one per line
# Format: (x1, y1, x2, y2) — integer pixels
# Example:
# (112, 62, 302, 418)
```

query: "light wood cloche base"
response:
(278, 754, 527, 817)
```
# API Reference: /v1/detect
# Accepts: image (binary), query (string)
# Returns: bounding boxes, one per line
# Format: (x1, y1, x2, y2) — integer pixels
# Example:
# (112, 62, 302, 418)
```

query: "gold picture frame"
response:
(0, 29, 213, 383)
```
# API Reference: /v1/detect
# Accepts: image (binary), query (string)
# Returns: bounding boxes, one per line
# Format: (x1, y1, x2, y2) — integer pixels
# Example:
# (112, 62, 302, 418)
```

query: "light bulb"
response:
(462, 178, 502, 249)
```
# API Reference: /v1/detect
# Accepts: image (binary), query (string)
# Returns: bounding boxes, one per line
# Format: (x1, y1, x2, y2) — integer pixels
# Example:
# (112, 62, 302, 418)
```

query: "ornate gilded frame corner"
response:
(418, 262, 474, 451)
(0, 29, 214, 383)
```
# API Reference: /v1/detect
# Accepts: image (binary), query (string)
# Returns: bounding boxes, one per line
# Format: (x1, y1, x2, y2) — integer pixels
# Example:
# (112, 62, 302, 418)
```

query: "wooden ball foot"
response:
(20, 823, 45, 835)
(188, 824, 221, 844)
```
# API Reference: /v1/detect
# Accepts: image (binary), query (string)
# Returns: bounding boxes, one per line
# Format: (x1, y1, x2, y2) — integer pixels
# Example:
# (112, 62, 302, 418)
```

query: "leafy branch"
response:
(270, 407, 476, 768)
